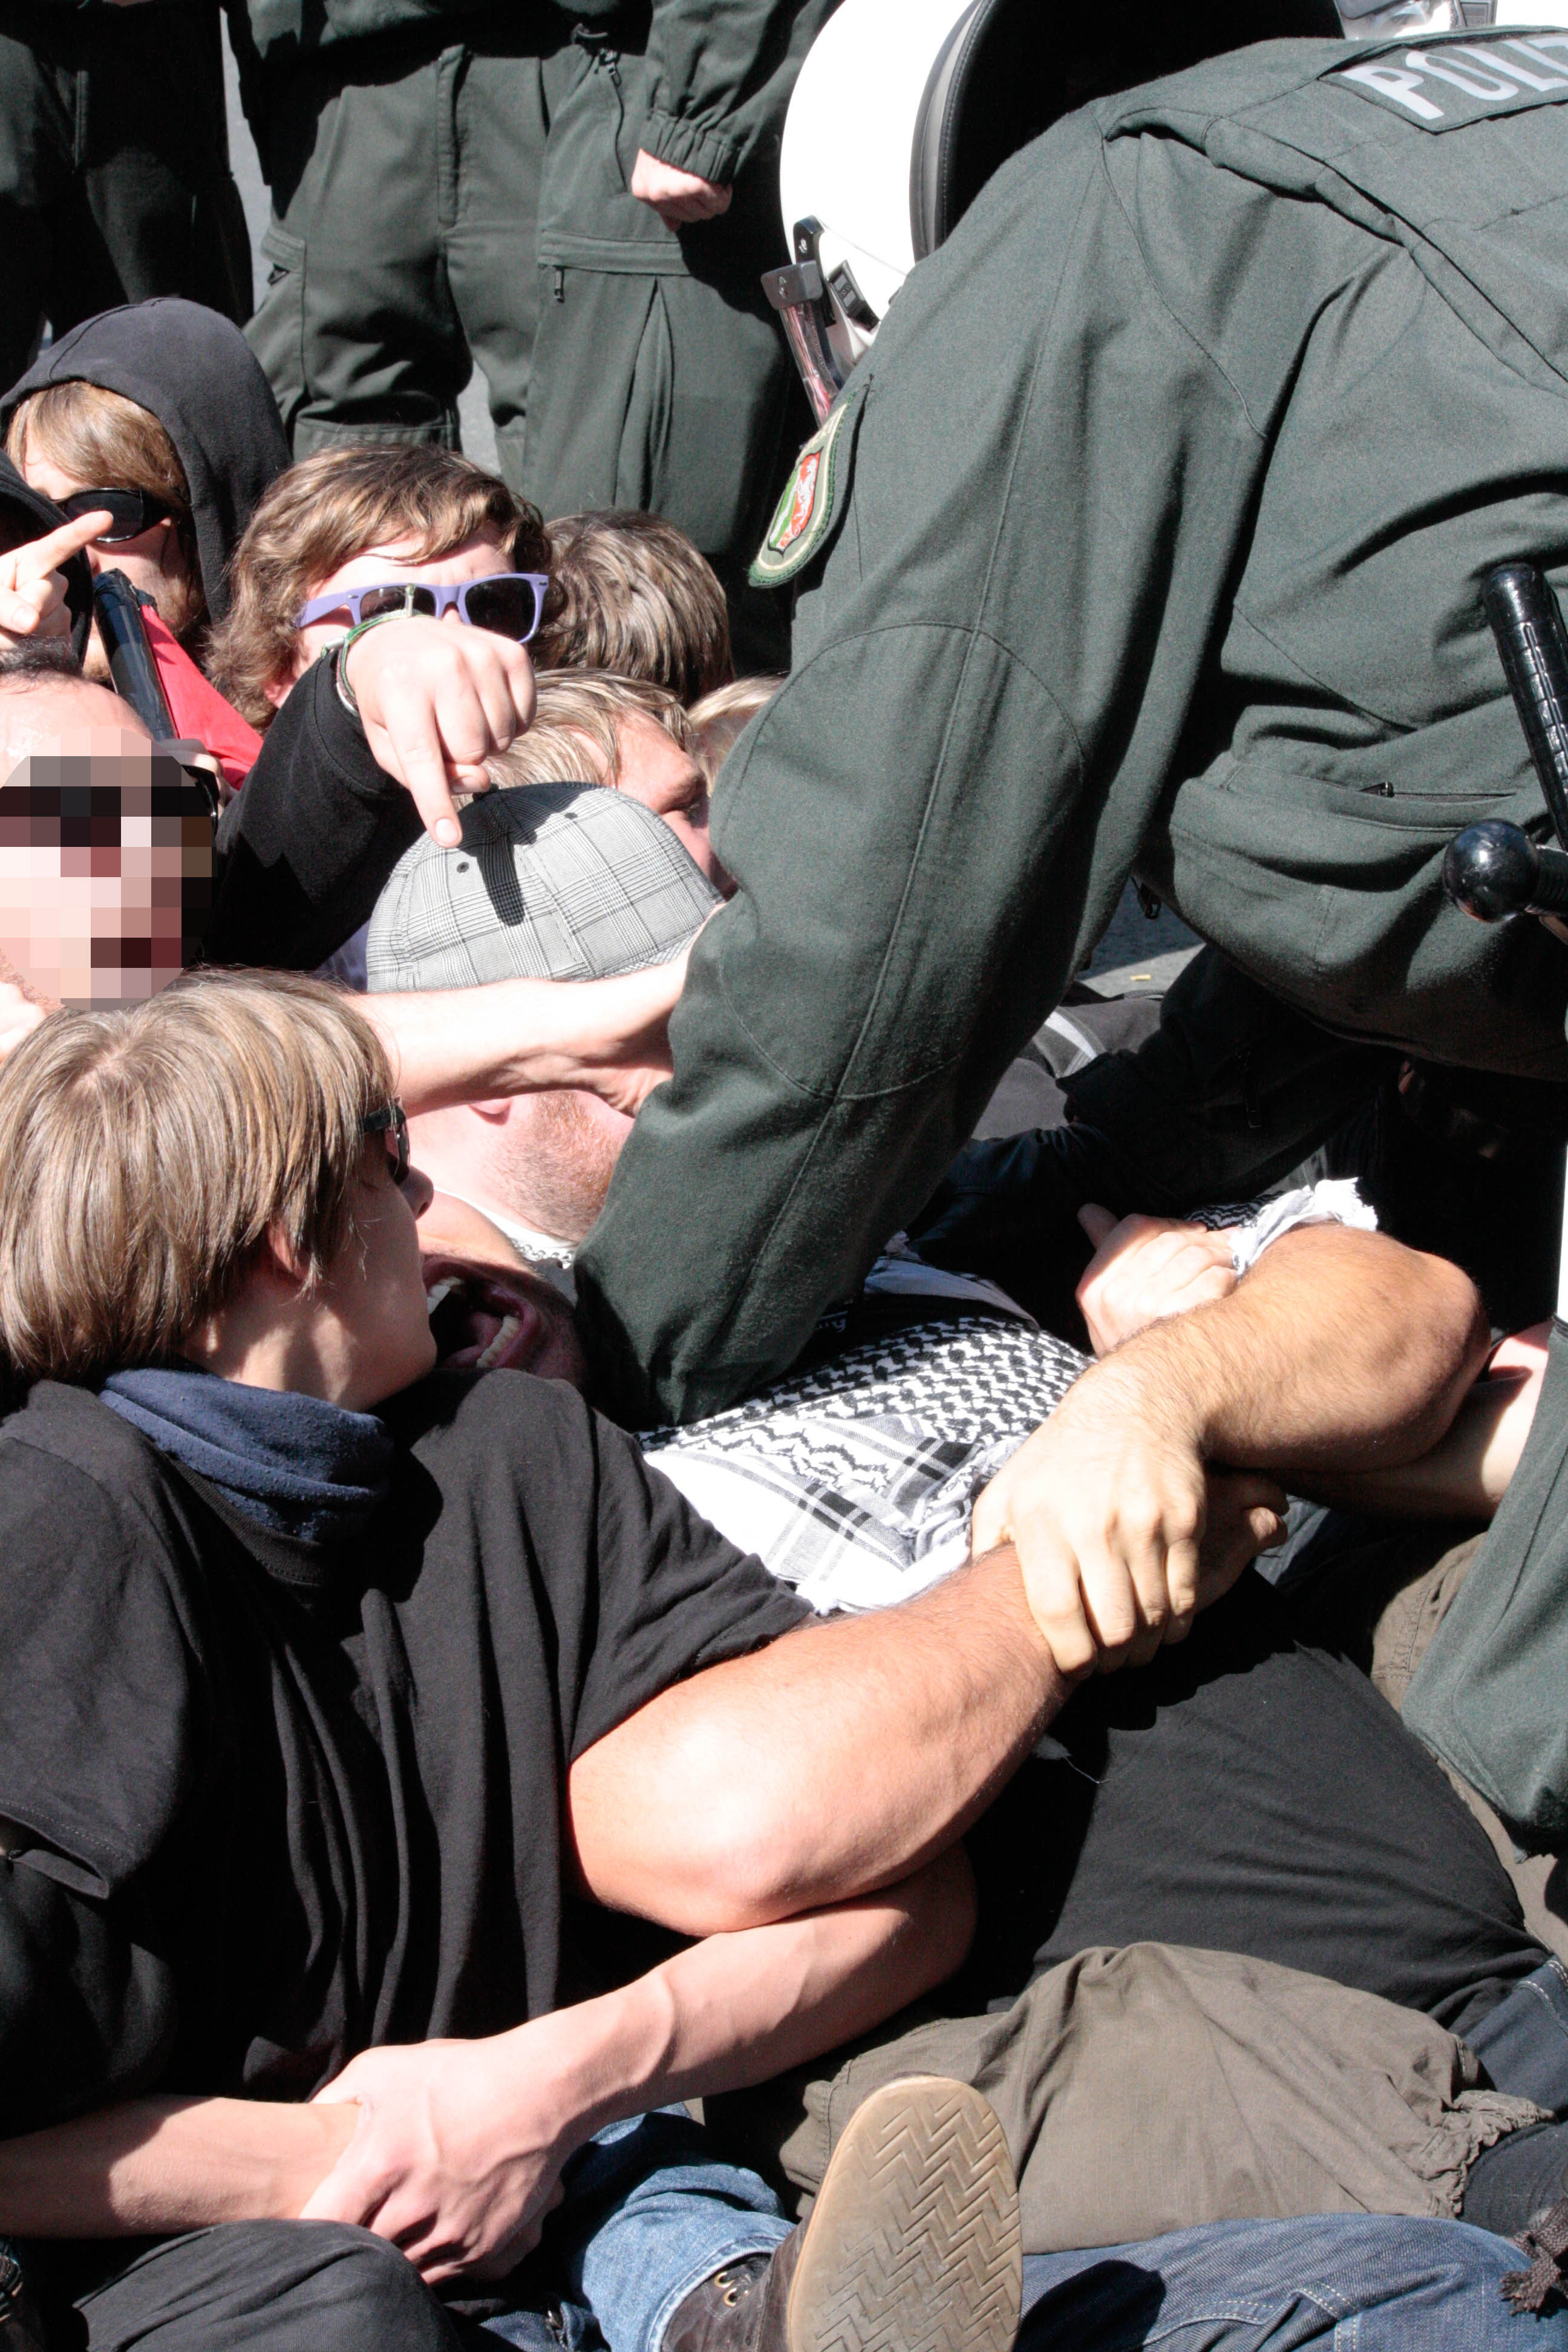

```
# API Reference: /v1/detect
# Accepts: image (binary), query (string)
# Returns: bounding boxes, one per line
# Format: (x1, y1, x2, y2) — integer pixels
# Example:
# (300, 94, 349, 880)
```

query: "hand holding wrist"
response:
(972, 1349, 1215, 1677)
(298, 2010, 647, 2282)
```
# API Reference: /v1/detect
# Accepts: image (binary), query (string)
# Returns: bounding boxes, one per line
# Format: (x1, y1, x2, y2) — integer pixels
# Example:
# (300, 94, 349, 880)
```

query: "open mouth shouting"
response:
(422, 1253, 588, 1391)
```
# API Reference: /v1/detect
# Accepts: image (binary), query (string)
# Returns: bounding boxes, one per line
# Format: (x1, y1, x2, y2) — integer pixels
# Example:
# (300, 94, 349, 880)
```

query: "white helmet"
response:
(766, 0, 1347, 422)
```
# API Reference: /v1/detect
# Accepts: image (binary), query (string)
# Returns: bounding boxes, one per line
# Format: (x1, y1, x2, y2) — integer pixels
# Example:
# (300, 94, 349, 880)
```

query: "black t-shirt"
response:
(0, 1375, 808, 2134)
(963, 1573, 1546, 2042)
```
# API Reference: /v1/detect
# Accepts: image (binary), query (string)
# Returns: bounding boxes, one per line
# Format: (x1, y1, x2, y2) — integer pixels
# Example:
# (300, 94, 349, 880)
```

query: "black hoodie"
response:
(1, 300, 290, 624)
(0, 454, 93, 662)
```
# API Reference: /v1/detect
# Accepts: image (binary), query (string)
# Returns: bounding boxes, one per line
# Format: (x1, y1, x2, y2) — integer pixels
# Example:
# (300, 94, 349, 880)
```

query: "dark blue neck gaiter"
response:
(101, 1367, 394, 1547)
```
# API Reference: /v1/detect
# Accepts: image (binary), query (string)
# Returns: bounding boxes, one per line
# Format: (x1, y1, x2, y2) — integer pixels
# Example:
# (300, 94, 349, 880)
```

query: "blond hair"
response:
(531, 511, 731, 705)
(0, 970, 394, 1386)
(6, 381, 203, 644)
(488, 669, 693, 789)
(206, 446, 551, 731)
(688, 675, 782, 781)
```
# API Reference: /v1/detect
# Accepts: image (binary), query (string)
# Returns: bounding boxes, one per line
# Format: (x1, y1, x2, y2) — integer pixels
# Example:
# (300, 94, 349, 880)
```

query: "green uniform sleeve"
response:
(639, 0, 837, 184)
(581, 39, 1568, 1426)
(577, 116, 1339, 1424)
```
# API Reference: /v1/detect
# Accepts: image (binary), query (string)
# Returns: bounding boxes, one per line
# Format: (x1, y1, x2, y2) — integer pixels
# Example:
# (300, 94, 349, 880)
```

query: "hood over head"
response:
(0, 452, 93, 662)
(1, 299, 290, 622)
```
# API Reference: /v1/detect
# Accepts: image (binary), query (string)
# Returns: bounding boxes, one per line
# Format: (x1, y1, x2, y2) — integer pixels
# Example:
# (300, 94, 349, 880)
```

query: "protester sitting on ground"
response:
(0, 975, 1556, 2352)
(688, 674, 783, 783)
(0, 970, 1089, 2352)
(206, 444, 552, 736)
(495, 670, 728, 887)
(531, 510, 733, 705)
(2, 299, 289, 678)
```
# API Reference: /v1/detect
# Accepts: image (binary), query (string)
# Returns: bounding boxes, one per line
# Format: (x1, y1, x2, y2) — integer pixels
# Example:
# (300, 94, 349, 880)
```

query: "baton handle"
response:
(1484, 562, 1568, 851)
(91, 570, 176, 742)
(1443, 819, 1568, 922)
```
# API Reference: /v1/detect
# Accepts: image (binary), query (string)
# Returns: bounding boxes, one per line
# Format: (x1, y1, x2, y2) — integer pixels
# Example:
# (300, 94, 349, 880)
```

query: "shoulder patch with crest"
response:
(750, 388, 863, 589)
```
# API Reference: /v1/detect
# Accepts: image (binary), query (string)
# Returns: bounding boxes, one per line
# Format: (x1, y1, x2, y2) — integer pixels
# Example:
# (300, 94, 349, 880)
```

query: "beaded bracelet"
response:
(332, 609, 412, 717)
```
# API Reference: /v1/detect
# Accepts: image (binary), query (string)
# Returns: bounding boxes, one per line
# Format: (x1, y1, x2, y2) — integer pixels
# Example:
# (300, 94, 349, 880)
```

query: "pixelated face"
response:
(0, 729, 214, 1008)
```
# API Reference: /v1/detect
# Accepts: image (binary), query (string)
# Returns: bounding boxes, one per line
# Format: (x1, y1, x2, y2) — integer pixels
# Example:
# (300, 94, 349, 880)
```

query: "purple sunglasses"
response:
(296, 572, 549, 642)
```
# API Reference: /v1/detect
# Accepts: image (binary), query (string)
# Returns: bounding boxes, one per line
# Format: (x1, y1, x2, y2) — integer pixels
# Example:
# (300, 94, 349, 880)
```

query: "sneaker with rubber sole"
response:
(662, 2074, 1022, 2352)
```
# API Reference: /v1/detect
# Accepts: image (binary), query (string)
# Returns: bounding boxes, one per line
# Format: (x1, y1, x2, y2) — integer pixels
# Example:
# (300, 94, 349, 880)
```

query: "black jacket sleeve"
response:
(907, 952, 1389, 1344)
(205, 659, 421, 971)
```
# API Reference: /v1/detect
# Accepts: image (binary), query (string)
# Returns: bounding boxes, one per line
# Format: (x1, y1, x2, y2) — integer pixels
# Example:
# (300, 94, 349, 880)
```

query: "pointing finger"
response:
(21, 512, 114, 573)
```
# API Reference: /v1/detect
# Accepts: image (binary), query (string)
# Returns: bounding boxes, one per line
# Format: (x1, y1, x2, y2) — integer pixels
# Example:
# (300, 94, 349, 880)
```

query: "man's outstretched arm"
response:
(567, 1462, 1283, 1941)
(973, 1224, 1489, 1676)
(567, 1544, 1066, 1937)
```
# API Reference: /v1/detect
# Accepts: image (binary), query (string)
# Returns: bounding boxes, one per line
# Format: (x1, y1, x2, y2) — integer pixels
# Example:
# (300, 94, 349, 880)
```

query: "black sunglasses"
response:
(59, 488, 175, 544)
(361, 1100, 410, 1188)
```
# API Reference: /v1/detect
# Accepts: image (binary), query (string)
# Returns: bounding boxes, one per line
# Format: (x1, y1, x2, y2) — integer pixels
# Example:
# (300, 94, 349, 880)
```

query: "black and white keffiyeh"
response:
(642, 1178, 1374, 1616)
(645, 1316, 1089, 1614)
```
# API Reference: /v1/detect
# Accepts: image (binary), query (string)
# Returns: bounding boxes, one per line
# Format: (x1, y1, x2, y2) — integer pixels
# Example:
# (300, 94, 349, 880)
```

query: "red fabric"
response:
(141, 607, 263, 786)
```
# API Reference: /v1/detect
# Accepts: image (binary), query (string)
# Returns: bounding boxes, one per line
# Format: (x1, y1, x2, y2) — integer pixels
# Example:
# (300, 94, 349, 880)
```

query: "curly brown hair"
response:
(206, 445, 552, 731)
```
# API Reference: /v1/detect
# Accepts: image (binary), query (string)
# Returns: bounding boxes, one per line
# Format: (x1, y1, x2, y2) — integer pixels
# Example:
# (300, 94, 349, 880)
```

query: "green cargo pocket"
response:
(520, 267, 662, 518)
(522, 264, 796, 560)
(246, 221, 308, 426)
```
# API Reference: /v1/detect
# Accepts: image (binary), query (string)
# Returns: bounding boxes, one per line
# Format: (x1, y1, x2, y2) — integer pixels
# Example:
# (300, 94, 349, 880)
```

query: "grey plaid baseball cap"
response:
(365, 781, 721, 992)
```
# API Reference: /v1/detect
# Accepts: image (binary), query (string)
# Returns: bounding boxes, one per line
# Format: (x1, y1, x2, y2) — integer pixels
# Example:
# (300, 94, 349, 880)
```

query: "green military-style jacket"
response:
(232, 0, 829, 191)
(577, 29, 1568, 1425)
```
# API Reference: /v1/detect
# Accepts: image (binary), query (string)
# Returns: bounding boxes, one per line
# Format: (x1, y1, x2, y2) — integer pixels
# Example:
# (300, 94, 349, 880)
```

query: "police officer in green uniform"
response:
(0, 0, 252, 387)
(573, 21, 1568, 1425)
(236, 0, 835, 666)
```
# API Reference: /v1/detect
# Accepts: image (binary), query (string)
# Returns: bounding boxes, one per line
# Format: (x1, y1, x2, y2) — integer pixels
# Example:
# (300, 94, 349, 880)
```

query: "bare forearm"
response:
(1296, 1368, 1537, 1521)
(569, 1548, 1063, 1935)
(495, 1847, 975, 2148)
(0, 1857, 972, 2243)
(1105, 1228, 1489, 1478)
(0, 2096, 355, 2238)
(365, 978, 619, 1109)
(364, 965, 677, 1115)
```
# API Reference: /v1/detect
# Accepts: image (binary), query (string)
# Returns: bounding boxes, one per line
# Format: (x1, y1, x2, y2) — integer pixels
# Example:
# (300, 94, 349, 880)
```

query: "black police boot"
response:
(661, 2076, 1021, 2352)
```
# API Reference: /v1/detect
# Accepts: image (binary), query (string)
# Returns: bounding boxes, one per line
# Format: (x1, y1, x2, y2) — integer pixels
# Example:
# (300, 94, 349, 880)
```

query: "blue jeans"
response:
(1470, 1959, 1568, 2113)
(1019, 2216, 1568, 2348)
(480, 1964, 1568, 2352)
(483, 2110, 789, 2352)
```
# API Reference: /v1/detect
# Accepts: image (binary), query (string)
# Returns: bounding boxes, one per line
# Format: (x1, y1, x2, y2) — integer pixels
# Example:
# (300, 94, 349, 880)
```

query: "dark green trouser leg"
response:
(246, 40, 477, 457)
(0, 0, 251, 390)
(438, 32, 580, 491)
(245, 15, 566, 472)
(243, 9, 803, 658)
